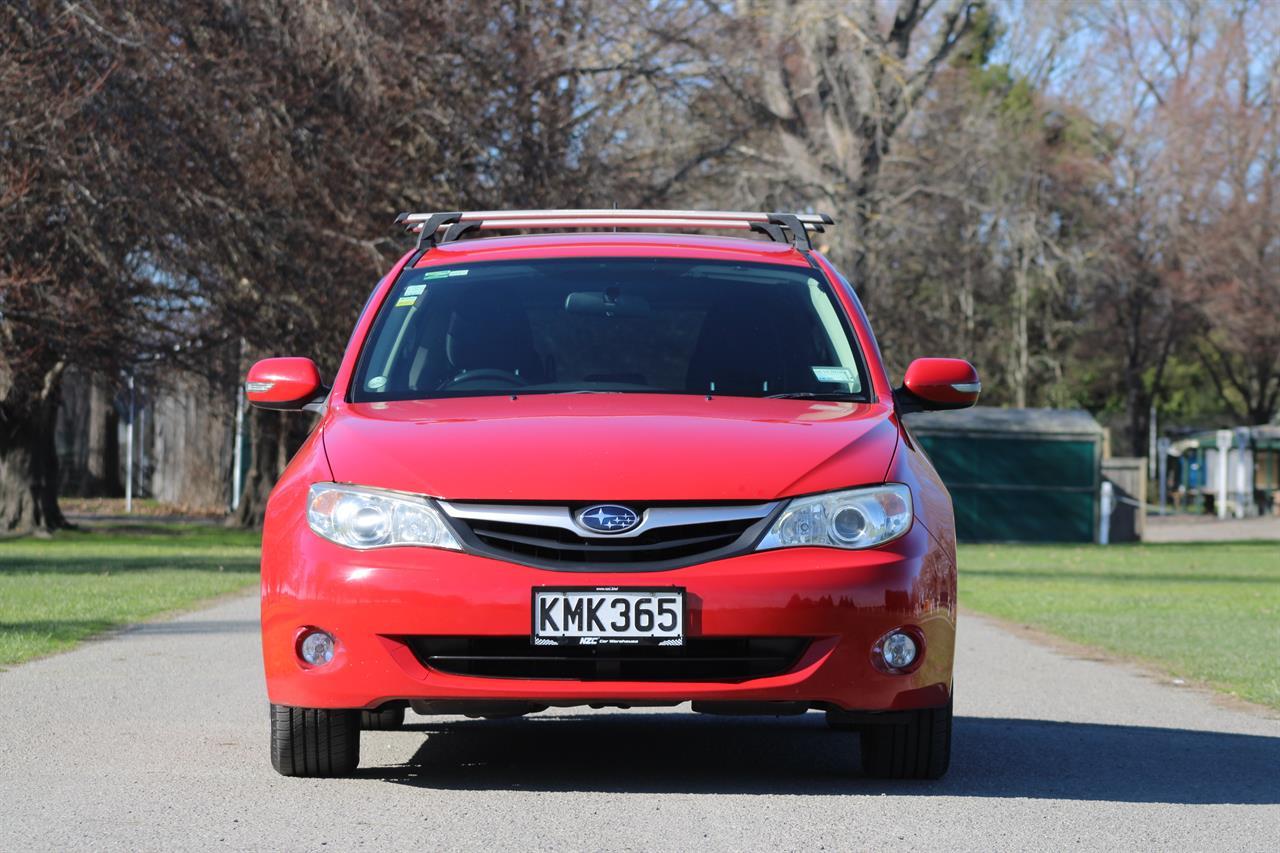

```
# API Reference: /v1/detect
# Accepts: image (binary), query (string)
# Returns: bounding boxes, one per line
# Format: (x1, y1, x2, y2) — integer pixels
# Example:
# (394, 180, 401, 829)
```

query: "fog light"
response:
(882, 632, 917, 669)
(299, 630, 335, 666)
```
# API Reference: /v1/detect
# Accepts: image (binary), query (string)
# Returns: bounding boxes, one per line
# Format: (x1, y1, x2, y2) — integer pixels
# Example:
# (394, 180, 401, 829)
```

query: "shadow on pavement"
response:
(364, 712, 1280, 804)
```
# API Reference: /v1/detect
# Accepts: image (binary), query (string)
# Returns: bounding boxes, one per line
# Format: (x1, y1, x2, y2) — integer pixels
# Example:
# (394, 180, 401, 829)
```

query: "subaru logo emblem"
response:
(575, 504, 641, 534)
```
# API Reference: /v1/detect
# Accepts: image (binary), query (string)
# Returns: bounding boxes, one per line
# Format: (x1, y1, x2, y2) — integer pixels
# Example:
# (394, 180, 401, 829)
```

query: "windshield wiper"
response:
(535, 388, 680, 395)
(764, 392, 860, 400)
(542, 389, 642, 395)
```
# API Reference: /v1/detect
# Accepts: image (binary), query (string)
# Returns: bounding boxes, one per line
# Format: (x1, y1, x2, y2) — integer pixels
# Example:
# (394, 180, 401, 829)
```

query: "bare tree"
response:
(863, 57, 1105, 397)
(1079, 0, 1280, 431)
(7, 0, 1279, 535)
(1, 2, 193, 533)
(658, 1, 990, 288)
(1170, 3, 1280, 423)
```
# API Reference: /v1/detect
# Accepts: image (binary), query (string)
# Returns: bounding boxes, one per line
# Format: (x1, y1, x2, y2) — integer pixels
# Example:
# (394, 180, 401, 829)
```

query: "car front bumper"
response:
(261, 518, 956, 712)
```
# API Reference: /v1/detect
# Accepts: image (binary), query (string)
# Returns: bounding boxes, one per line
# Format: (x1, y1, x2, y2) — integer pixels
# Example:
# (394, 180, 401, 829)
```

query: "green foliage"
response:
(959, 541, 1280, 709)
(970, 63, 1036, 123)
(955, 4, 1002, 69)
(1148, 355, 1234, 429)
(0, 524, 261, 665)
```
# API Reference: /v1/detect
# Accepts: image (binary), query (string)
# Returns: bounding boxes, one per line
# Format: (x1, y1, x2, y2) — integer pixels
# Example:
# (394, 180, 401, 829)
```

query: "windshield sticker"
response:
(422, 269, 469, 280)
(812, 366, 855, 384)
(366, 375, 388, 390)
(403, 284, 427, 296)
(394, 296, 418, 308)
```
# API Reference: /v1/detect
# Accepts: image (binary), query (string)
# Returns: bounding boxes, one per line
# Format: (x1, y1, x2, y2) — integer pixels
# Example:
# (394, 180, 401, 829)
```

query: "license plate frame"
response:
(531, 586, 686, 646)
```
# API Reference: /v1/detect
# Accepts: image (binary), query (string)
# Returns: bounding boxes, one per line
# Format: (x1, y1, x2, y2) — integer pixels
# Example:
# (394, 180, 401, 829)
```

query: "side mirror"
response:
(896, 358, 980, 413)
(245, 357, 328, 411)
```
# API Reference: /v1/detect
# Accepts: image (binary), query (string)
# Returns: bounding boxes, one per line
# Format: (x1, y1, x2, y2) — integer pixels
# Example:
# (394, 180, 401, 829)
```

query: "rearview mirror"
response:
(564, 290, 651, 318)
(246, 357, 328, 411)
(896, 358, 980, 413)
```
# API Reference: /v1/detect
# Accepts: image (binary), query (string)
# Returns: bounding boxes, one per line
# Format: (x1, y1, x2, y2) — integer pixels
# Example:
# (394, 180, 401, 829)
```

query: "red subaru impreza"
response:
(247, 210, 978, 779)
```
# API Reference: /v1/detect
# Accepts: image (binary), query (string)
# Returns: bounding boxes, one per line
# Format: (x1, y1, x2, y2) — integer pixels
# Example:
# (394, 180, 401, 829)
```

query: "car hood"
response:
(322, 394, 899, 502)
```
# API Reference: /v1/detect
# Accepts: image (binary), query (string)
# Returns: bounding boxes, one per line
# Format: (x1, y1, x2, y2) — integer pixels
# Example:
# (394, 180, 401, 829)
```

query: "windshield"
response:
(349, 257, 869, 402)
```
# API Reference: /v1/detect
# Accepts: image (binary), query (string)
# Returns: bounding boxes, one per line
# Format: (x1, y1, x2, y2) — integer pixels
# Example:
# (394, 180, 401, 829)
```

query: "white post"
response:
(1157, 437, 1170, 516)
(1215, 429, 1232, 519)
(138, 403, 146, 498)
(125, 373, 135, 514)
(231, 384, 245, 512)
(1099, 480, 1114, 545)
(1233, 427, 1250, 519)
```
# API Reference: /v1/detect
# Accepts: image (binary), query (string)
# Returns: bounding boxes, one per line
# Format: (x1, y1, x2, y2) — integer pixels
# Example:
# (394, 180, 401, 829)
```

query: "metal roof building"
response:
(905, 407, 1105, 542)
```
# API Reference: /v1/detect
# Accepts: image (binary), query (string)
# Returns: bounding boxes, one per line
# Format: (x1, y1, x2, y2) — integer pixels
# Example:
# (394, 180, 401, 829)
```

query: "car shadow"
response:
(362, 711, 1280, 804)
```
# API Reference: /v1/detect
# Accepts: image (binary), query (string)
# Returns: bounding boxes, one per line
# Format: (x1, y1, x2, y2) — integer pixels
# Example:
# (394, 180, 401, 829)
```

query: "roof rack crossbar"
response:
(395, 208, 835, 250)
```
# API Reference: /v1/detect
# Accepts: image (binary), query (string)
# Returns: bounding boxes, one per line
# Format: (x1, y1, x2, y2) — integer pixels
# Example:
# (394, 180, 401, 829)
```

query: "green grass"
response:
(0, 523, 261, 666)
(5, 524, 1277, 710)
(958, 541, 1280, 710)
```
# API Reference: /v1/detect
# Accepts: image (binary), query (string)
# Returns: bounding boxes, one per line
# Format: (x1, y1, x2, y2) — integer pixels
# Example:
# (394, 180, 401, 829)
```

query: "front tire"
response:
(270, 704, 360, 777)
(858, 698, 952, 780)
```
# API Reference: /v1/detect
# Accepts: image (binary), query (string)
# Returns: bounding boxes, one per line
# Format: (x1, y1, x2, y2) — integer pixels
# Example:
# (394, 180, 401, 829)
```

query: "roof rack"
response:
(393, 209, 835, 252)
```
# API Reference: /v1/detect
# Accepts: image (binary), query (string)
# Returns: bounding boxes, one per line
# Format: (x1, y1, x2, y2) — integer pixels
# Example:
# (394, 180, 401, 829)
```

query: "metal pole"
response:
(1148, 404, 1157, 479)
(232, 384, 245, 512)
(125, 373, 135, 514)
(1157, 437, 1170, 516)
(1099, 481, 1113, 545)
(138, 401, 146, 498)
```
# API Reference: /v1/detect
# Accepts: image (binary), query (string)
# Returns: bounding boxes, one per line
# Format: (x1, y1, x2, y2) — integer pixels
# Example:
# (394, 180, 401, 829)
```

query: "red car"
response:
(247, 209, 979, 779)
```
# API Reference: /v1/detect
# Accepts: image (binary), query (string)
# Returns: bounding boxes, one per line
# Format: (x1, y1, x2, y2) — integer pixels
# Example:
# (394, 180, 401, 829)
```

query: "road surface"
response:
(1145, 513, 1280, 542)
(2, 593, 1277, 852)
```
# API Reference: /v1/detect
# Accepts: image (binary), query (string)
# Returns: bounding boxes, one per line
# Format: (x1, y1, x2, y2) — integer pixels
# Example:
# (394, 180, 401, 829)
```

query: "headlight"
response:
(757, 484, 912, 551)
(307, 484, 462, 551)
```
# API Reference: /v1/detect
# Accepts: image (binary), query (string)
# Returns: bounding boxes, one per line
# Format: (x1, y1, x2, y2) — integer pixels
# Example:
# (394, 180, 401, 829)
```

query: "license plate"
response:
(532, 587, 684, 646)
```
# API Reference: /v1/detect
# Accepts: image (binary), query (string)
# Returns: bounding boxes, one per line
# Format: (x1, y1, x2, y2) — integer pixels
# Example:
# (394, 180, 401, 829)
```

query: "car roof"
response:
(411, 232, 815, 269)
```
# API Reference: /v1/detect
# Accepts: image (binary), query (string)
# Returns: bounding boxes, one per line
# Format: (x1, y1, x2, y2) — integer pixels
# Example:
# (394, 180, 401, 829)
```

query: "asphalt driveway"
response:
(1, 593, 1277, 852)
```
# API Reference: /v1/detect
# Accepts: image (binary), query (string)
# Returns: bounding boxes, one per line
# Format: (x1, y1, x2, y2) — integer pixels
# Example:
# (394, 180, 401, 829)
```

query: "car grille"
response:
(437, 501, 779, 571)
(403, 636, 811, 681)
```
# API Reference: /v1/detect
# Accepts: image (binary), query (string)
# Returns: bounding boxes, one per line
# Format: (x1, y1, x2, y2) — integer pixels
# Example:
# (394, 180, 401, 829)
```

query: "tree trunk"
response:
(1125, 387, 1150, 459)
(1, 373, 69, 536)
(233, 407, 283, 528)
(84, 376, 123, 496)
(149, 372, 236, 512)
(0, 425, 41, 535)
(1011, 246, 1031, 408)
(232, 403, 320, 528)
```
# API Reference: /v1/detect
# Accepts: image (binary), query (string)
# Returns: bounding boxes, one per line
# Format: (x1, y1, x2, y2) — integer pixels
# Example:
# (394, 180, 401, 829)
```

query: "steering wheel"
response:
(444, 368, 529, 389)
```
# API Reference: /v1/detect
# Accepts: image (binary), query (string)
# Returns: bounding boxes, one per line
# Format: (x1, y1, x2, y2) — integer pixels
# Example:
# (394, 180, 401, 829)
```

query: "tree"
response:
(871, 60, 1105, 399)
(1032, 0, 1229, 450)
(4, 0, 715, 530)
(135, 1, 704, 523)
(1, 2, 191, 533)
(1171, 5, 1280, 424)
(657, 1, 991, 293)
(7, 0, 1278, 534)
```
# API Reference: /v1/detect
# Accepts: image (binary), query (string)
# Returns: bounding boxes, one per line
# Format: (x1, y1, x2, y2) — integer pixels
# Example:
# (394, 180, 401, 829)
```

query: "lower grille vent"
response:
(403, 636, 811, 681)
